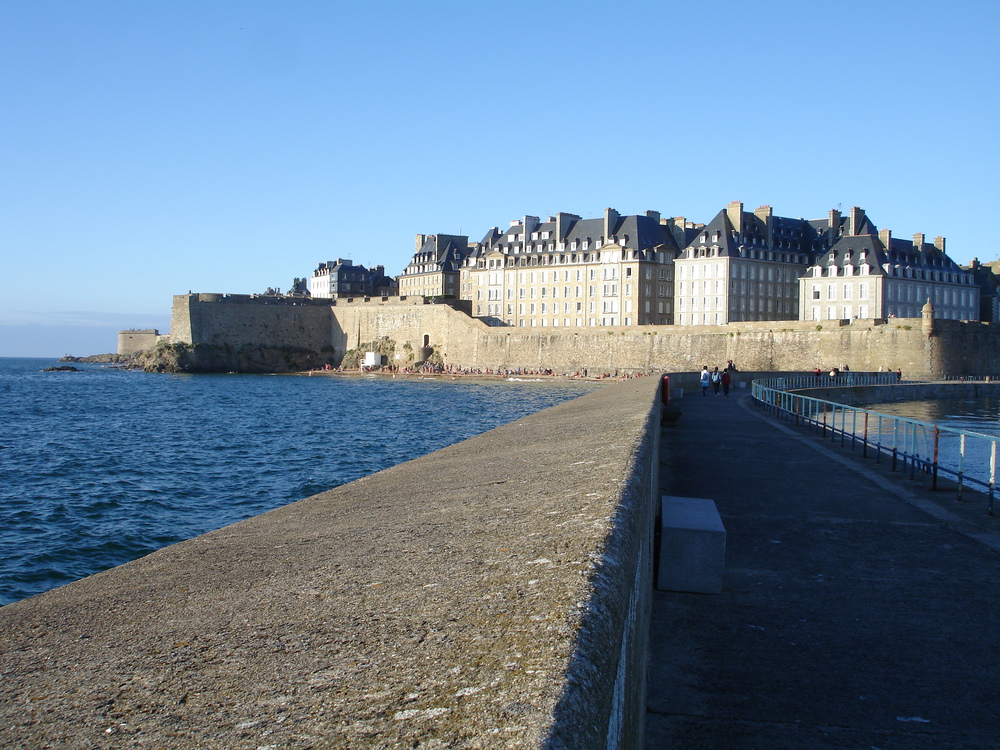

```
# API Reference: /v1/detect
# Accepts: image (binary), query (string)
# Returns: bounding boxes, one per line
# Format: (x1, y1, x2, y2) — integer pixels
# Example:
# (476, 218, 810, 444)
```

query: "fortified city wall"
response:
(162, 294, 1000, 379)
(117, 329, 165, 356)
(170, 293, 335, 352)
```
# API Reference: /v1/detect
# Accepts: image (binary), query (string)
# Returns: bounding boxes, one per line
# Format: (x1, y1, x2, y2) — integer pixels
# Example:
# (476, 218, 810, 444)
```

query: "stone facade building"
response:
(964, 259, 1000, 323)
(458, 208, 688, 328)
(309, 259, 396, 299)
(673, 202, 831, 325)
(397, 234, 471, 299)
(373, 201, 978, 327)
(801, 225, 976, 322)
(670, 202, 978, 325)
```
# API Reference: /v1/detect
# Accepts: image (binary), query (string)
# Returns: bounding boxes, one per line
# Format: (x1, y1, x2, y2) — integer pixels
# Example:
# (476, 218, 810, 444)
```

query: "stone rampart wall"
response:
(328, 302, 997, 380)
(172, 294, 335, 352)
(0, 375, 661, 749)
(168, 294, 1000, 379)
(117, 329, 160, 356)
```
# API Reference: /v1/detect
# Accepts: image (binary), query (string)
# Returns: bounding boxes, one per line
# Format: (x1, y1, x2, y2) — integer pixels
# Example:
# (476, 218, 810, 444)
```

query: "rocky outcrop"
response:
(133, 342, 337, 374)
(60, 353, 131, 364)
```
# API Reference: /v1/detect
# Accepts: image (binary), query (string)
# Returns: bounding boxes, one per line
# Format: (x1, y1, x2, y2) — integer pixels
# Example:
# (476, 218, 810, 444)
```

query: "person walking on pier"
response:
(721, 369, 731, 396)
(711, 367, 722, 396)
(700, 366, 710, 396)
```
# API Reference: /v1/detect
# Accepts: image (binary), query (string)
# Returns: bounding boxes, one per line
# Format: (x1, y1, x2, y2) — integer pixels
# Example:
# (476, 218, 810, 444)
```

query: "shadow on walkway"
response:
(646, 390, 1000, 749)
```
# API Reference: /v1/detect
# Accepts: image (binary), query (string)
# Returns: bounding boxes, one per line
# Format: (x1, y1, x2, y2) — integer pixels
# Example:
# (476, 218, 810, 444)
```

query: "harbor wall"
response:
(161, 294, 1000, 379)
(0, 376, 661, 749)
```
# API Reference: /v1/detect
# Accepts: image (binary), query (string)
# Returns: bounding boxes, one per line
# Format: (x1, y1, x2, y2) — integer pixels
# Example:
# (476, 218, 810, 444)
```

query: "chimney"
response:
(523, 215, 540, 235)
(848, 207, 865, 236)
(555, 212, 580, 244)
(415, 234, 426, 252)
(754, 205, 772, 245)
(645, 210, 661, 222)
(878, 229, 892, 248)
(665, 217, 686, 246)
(828, 209, 842, 240)
(604, 207, 620, 241)
(934, 236, 946, 252)
(726, 201, 744, 235)
(913, 232, 925, 248)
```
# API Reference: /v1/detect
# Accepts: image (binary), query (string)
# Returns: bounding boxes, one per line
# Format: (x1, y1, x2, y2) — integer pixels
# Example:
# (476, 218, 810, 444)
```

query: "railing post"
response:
(862, 412, 869, 459)
(957, 434, 965, 502)
(932, 427, 940, 490)
(990, 441, 997, 517)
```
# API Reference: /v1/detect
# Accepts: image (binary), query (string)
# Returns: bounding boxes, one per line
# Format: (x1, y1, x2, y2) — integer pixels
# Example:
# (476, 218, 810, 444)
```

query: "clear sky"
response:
(2, 0, 997, 357)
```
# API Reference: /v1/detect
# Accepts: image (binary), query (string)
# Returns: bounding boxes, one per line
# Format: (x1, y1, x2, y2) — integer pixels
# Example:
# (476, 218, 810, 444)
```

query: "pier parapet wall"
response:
(0, 376, 661, 749)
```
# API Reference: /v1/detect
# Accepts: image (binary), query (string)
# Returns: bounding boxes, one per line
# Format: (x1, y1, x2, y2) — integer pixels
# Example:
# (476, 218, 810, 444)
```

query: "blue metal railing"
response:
(755, 373, 900, 390)
(751, 378, 998, 515)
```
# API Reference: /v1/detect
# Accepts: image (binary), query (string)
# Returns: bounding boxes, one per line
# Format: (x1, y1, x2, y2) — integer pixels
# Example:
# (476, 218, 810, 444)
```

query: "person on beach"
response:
(721, 369, 731, 396)
(700, 366, 710, 396)
(711, 367, 722, 396)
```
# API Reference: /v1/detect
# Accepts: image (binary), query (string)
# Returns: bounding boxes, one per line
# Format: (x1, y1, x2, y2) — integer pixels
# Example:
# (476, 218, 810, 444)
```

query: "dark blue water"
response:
(855, 397, 1000, 492)
(0, 358, 600, 605)
(862, 397, 1000, 437)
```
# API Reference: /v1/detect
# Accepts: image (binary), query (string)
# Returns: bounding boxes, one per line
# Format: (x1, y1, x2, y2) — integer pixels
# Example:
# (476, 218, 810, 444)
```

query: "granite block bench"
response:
(657, 495, 726, 594)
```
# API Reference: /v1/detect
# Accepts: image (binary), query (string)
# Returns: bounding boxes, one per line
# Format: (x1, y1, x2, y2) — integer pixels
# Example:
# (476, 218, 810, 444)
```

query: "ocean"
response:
(0, 358, 601, 606)
(857, 396, 1000, 438)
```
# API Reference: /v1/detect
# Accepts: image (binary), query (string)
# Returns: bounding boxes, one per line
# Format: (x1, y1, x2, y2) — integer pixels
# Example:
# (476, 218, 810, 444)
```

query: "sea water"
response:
(859, 397, 1000, 437)
(0, 358, 600, 605)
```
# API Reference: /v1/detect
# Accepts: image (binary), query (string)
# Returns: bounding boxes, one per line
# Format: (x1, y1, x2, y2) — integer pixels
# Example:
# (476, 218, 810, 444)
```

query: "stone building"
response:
(671, 201, 978, 325)
(673, 202, 841, 325)
(396, 201, 975, 327)
(801, 225, 977, 322)
(398, 234, 471, 299)
(309, 259, 396, 299)
(964, 259, 1000, 323)
(458, 208, 686, 328)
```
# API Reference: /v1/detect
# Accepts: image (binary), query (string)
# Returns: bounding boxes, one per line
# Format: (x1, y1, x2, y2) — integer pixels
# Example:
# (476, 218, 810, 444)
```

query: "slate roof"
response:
(821, 234, 887, 274)
(408, 234, 471, 273)
(480, 212, 679, 258)
(681, 206, 881, 261)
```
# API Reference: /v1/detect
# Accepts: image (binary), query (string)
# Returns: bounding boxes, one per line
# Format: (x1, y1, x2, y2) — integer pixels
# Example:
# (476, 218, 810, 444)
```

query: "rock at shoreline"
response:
(42, 365, 81, 372)
(132, 343, 338, 374)
(60, 353, 126, 364)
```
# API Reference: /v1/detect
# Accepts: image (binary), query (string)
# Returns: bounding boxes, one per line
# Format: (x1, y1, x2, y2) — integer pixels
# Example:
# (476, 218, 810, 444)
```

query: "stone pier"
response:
(0, 377, 662, 749)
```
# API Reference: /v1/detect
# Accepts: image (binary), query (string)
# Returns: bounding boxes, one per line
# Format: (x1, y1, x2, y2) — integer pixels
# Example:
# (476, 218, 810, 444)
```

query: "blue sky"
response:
(2, 0, 997, 357)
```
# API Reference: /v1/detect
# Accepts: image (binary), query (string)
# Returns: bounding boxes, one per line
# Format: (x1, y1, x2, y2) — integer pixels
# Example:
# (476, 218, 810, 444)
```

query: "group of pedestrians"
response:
(699, 361, 736, 397)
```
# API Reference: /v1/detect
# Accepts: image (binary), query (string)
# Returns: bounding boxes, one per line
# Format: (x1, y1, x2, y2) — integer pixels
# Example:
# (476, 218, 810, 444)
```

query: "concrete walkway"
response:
(647, 389, 1000, 749)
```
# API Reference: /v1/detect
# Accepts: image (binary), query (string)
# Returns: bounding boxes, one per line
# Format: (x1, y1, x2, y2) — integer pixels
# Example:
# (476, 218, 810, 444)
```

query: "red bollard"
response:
(660, 374, 670, 406)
